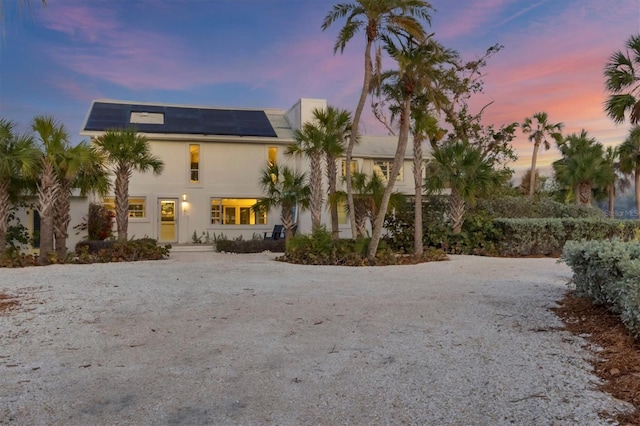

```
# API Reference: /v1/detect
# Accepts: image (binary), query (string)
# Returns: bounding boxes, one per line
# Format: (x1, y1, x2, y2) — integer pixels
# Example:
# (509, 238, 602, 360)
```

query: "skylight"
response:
(130, 111, 164, 125)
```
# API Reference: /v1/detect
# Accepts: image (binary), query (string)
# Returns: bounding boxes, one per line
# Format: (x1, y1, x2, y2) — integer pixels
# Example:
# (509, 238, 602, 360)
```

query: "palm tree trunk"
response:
(54, 181, 72, 260)
(114, 166, 131, 241)
(309, 153, 323, 232)
(450, 192, 466, 234)
(574, 186, 581, 206)
(579, 182, 592, 205)
(368, 97, 411, 260)
(281, 205, 295, 243)
(0, 181, 9, 254)
(413, 137, 424, 256)
(529, 142, 540, 197)
(346, 37, 374, 239)
(37, 160, 59, 265)
(608, 186, 615, 218)
(326, 156, 339, 240)
(354, 198, 368, 238)
(635, 166, 640, 219)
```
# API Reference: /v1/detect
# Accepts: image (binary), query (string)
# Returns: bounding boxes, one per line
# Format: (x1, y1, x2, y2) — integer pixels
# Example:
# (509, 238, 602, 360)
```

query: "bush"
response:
(278, 226, 446, 266)
(496, 218, 640, 256)
(215, 238, 286, 253)
(0, 247, 38, 268)
(561, 239, 640, 336)
(478, 196, 604, 219)
(75, 240, 115, 254)
(74, 203, 115, 241)
(72, 238, 170, 263)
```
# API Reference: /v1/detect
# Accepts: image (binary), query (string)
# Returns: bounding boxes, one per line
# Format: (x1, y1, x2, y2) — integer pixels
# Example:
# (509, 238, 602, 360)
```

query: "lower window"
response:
(211, 198, 266, 225)
(103, 197, 146, 218)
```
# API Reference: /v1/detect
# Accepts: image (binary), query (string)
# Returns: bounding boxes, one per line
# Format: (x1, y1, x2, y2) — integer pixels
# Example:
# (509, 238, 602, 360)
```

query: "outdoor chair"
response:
(264, 224, 285, 240)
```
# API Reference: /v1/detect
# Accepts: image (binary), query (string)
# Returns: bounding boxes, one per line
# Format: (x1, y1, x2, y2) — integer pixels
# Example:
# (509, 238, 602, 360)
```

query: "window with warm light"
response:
(337, 200, 348, 225)
(103, 197, 146, 218)
(373, 160, 403, 181)
(210, 198, 266, 225)
(268, 146, 277, 166)
(189, 144, 200, 183)
(341, 160, 358, 176)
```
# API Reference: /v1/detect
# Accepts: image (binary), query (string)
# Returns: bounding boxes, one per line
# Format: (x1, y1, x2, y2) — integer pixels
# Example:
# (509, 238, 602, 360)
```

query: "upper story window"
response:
(373, 160, 403, 182)
(341, 160, 358, 176)
(268, 147, 278, 166)
(189, 144, 200, 183)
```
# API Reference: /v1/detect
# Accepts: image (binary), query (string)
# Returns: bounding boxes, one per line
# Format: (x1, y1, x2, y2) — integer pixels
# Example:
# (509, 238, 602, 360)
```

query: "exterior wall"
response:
(10, 196, 89, 254)
(119, 138, 298, 243)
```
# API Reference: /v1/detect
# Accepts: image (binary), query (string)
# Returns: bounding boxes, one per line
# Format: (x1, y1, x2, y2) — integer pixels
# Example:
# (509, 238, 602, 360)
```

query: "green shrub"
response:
(497, 218, 640, 256)
(478, 196, 604, 219)
(0, 247, 38, 268)
(73, 203, 115, 241)
(75, 240, 115, 254)
(215, 238, 285, 253)
(561, 239, 640, 336)
(71, 238, 170, 263)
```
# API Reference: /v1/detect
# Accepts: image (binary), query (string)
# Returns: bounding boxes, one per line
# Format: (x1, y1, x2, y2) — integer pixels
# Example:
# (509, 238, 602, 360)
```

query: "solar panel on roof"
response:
(84, 102, 278, 137)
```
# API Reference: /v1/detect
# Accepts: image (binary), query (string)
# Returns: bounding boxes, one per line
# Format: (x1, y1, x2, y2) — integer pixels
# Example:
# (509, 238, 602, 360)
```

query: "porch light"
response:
(182, 193, 188, 202)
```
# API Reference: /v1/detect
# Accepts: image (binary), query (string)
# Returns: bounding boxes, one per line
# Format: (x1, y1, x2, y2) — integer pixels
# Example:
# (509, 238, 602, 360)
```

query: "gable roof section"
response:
(83, 100, 278, 138)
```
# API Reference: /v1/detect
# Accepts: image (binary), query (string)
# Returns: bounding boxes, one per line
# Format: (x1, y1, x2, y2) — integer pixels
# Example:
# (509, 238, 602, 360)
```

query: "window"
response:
(268, 147, 278, 166)
(337, 200, 348, 225)
(211, 198, 266, 225)
(341, 160, 358, 176)
(189, 144, 200, 183)
(373, 160, 403, 181)
(104, 197, 146, 218)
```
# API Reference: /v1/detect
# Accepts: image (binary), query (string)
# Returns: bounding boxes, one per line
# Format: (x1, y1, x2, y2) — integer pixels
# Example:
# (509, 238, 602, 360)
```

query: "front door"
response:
(159, 199, 178, 243)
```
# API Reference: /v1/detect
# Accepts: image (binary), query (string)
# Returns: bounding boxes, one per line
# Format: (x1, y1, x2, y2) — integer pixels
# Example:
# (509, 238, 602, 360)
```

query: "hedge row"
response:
(495, 218, 640, 256)
(561, 239, 640, 336)
(215, 239, 286, 253)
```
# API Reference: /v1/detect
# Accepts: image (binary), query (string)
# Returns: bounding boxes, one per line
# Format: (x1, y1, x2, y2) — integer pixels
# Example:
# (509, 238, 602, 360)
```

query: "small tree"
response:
(253, 163, 310, 242)
(552, 130, 611, 206)
(426, 140, 503, 234)
(93, 128, 164, 241)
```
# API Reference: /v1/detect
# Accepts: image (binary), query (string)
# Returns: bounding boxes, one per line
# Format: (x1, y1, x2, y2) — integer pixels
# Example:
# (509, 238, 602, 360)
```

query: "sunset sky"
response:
(1, 0, 639, 178)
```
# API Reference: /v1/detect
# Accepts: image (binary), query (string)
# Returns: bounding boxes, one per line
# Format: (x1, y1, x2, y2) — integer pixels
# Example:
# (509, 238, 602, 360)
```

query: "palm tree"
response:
(332, 171, 404, 238)
(1, 0, 46, 37)
(366, 34, 448, 259)
(52, 142, 109, 259)
(425, 140, 502, 234)
(618, 126, 640, 217)
(314, 106, 352, 239)
(32, 115, 70, 264)
(521, 112, 563, 198)
(519, 168, 546, 196)
(254, 163, 311, 242)
(602, 145, 631, 218)
(286, 115, 326, 232)
(0, 118, 38, 254)
(322, 0, 433, 238)
(604, 33, 640, 125)
(93, 128, 164, 241)
(552, 130, 611, 206)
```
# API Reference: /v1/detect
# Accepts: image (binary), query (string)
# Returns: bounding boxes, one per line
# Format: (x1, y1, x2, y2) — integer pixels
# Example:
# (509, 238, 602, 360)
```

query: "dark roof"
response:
(84, 101, 278, 138)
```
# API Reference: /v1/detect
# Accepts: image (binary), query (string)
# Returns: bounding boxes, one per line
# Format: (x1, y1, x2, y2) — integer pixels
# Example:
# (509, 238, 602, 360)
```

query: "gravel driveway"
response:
(0, 252, 631, 425)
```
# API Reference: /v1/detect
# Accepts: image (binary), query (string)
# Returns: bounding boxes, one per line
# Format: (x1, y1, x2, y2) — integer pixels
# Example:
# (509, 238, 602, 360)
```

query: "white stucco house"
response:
(79, 97, 430, 245)
(14, 98, 430, 251)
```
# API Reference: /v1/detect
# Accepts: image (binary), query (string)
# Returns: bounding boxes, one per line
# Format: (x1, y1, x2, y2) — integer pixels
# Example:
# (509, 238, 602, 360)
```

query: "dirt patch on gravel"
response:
(0, 293, 19, 314)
